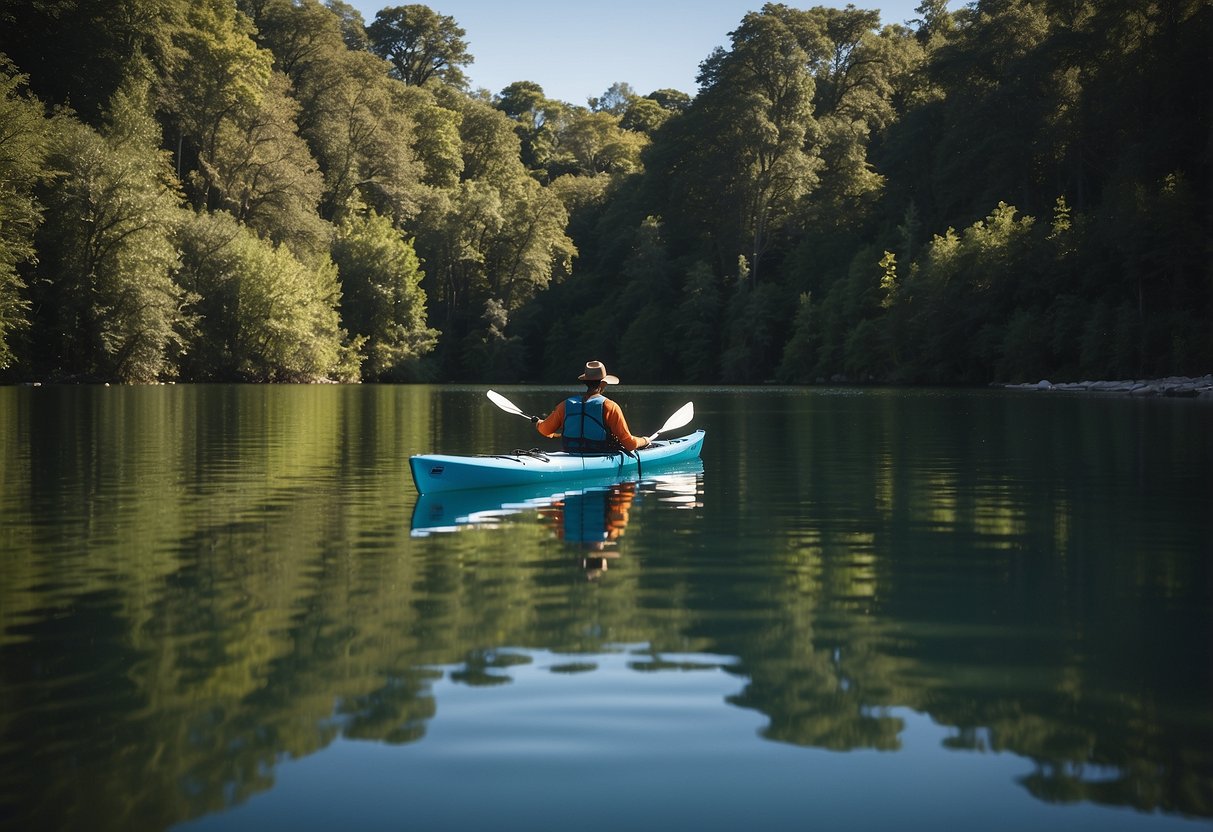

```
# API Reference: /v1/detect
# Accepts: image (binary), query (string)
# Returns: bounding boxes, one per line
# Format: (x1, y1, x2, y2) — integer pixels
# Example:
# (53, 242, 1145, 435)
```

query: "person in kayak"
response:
(533, 361, 653, 453)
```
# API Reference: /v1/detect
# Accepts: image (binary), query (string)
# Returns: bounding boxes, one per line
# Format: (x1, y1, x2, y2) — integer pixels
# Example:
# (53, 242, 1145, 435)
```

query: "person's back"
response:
(535, 361, 652, 454)
(561, 393, 617, 453)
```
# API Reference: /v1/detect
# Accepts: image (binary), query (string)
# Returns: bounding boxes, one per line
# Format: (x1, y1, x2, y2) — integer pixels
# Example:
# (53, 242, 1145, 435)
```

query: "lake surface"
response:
(1, 384, 1210, 831)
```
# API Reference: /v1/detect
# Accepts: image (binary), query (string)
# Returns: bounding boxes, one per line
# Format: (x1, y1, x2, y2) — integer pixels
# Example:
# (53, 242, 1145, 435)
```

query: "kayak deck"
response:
(410, 430, 705, 493)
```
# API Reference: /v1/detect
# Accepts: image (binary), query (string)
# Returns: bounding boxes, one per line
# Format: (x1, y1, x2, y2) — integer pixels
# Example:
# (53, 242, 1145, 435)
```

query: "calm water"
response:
(1, 384, 1210, 831)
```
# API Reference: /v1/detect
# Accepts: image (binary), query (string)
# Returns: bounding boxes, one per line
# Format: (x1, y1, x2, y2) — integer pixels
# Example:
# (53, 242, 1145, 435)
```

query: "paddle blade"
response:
(648, 401, 694, 441)
(487, 389, 527, 418)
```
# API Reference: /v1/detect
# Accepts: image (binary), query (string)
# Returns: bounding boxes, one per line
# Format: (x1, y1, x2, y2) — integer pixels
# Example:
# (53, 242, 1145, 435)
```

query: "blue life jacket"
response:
(562, 396, 619, 454)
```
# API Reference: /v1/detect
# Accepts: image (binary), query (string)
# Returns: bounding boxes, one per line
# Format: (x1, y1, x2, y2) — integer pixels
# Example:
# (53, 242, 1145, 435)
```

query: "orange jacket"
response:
(535, 395, 648, 451)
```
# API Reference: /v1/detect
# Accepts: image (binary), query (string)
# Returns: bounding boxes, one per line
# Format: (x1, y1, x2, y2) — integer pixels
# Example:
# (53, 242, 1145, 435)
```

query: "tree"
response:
(589, 81, 637, 115)
(495, 81, 548, 122)
(646, 88, 692, 113)
(176, 209, 355, 381)
(398, 85, 463, 188)
(167, 3, 327, 259)
(412, 92, 574, 376)
(494, 81, 572, 171)
(0, 0, 187, 124)
(206, 71, 329, 258)
(167, 0, 271, 199)
(32, 72, 189, 382)
(332, 211, 438, 380)
(911, 0, 955, 45)
(0, 62, 50, 371)
(620, 97, 670, 135)
(367, 4, 472, 88)
(325, 0, 370, 51)
(252, 0, 426, 222)
(681, 5, 821, 284)
(557, 110, 648, 177)
(673, 262, 723, 383)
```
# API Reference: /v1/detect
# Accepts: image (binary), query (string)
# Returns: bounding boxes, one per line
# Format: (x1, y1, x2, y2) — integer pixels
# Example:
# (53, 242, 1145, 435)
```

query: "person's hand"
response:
(530, 415, 540, 424)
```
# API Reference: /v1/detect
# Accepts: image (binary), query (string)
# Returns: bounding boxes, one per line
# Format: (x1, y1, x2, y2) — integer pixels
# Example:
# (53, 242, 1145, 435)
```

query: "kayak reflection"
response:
(410, 461, 704, 565)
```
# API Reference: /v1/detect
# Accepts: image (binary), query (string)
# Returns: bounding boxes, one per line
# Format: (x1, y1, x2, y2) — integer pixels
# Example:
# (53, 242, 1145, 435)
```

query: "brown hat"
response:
(578, 360, 619, 385)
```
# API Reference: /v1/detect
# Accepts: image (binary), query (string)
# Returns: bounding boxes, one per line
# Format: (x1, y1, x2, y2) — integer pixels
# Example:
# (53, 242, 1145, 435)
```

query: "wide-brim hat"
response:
(578, 360, 619, 385)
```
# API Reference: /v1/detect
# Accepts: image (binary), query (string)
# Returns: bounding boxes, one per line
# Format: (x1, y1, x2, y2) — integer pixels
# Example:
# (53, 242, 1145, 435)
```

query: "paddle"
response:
(647, 401, 694, 442)
(486, 389, 538, 421)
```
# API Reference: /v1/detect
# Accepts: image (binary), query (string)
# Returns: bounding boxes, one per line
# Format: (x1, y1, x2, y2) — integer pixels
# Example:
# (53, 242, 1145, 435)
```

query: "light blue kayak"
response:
(410, 459, 704, 535)
(409, 430, 706, 494)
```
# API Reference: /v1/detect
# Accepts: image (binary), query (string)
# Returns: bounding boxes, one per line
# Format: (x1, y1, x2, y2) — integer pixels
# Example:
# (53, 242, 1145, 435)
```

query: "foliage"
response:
(690, 6, 821, 284)
(367, 4, 472, 89)
(0, 0, 1208, 384)
(251, 0, 425, 222)
(332, 211, 437, 380)
(0, 62, 49, 370)
(531, 0, 1211, 385)
(31, 72, 189, 382)
(176, 209, 355, 381)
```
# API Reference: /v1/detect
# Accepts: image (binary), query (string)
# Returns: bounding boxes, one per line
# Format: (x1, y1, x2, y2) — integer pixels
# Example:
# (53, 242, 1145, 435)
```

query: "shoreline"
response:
(999, 375, 1213, 399)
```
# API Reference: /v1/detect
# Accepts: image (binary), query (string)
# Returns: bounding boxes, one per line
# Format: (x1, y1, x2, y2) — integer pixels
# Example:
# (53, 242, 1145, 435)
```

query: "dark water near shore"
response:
(1, 384, 1210, 831)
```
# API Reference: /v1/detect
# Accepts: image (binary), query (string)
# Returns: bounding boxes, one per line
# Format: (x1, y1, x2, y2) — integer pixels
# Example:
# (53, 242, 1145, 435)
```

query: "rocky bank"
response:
(1000, 375, 1213, 398)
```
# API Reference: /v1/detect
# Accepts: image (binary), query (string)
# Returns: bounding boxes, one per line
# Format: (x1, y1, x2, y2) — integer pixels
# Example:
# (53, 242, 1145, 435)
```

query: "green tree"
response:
(494, 81, 572, 172)
(32, 72, 188, 382)
(673, 262, 723, 383)
(0, 62, 50, 371)
(645, 88, 691, 113)
(168, 0, 272, 188)
(911, 0, 955, 45)
(898, 203, 1037, 382)
(804, 7, 922, 223)
(399, 84, 464, 188)
(332, 211, 437, 380)
(176, 209, 355, 381)
(775, 292, 815, 382)
(589, 81, 637, 115)
(720, 279, 790, 383)
(206, 71, 329, 258)
(253, 0, 425, 222)
(0, 0, 186, 124)
(678, 5, 820, 284)
(367, 4, 472, 88)
(556, 110, 648, 177)
(325, 0, 370, 51)
(620, 97, 670, 135)
(412, 94, 574, 376)
(615, 216, 674, 381)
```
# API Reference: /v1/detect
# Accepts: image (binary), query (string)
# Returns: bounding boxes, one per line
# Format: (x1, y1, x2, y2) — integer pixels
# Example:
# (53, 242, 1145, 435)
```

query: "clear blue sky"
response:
(348, 1, 952, 105)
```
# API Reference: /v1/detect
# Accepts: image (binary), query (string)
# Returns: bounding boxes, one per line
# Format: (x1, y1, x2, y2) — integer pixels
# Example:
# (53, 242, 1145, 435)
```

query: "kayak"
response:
(410, 460, 704, 535)
(409, 430, 706, 494)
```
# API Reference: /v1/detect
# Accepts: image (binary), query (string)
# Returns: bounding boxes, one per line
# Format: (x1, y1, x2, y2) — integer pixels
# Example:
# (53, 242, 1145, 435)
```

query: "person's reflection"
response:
(539, 482, 636, 577)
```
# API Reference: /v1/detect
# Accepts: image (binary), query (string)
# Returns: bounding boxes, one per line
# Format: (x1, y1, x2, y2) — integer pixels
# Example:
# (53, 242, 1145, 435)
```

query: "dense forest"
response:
(0, 0, 1208, 384)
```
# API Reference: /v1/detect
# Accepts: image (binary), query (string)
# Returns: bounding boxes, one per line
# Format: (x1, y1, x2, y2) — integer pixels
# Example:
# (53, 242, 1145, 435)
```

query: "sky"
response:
(348, 0, 952, 106)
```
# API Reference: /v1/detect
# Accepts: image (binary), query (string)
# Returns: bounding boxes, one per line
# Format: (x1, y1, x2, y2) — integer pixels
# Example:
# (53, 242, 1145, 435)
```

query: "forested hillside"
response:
(1, 0, 1208, 384)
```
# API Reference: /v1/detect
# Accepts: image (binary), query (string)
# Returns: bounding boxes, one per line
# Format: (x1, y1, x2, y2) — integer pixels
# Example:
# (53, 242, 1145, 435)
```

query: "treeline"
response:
(523, 0, 1212, 384)
(0, 0, 1209, 384)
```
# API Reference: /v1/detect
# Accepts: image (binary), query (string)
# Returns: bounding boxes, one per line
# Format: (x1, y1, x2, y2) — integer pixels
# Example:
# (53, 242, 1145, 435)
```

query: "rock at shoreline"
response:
(1003, 375, 1213, 399)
